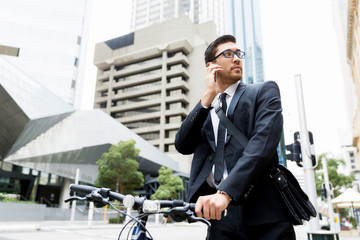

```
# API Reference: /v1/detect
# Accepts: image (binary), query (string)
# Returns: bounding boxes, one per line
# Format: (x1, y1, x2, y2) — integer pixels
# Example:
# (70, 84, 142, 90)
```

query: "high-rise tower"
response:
(227, 0, 264, 84)
(94, 18, 217, 173)
(0, 0, 91, 107)
(131, 0, 226, 35)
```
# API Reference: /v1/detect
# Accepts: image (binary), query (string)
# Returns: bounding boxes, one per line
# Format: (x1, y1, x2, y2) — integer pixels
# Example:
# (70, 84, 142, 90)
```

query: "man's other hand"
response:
(195, 192, 230, 220)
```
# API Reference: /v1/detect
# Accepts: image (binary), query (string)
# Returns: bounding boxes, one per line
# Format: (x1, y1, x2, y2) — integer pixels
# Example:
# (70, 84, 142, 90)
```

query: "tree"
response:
(315, 153, 355, 199)
(150, 166, 184, 200)
(95, 140, 144, 194)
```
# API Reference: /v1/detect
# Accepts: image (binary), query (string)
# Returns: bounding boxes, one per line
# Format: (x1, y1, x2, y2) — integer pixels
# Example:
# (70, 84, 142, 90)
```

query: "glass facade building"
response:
(226, 0, 264, 84)
(131, 0, 226, 35)
(0, 0, 91, 107)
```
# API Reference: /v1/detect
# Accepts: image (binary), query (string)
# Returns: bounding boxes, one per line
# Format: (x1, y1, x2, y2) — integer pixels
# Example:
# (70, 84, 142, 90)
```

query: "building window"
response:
(168, 76, 183, 83)
(101, 79, 109, 86)
(113, 92, 161, 106)
(124, 118, 160, 129)
(77, 36, 82, 45)
(50, 174, 59, 185)
(74, 57, 79, 67)
(40, 172, 49, 185)
(115, 69, 162, 83)
(138, 132, 160, 141)
(165, 144, 177, 153)
(71, 80, 76, 89)
(165, 129, 177, 138)
(111, 105, 161, 118)
(167, 115, 183, 124)
(167, 102, 186, 110)
(168, 89, 184, 96)
(115, 56, 161, 71)
(115, 80, 161, 93)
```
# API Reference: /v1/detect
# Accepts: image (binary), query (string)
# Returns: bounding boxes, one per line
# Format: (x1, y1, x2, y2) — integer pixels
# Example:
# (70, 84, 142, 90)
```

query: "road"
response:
(0, 220, 358, 240)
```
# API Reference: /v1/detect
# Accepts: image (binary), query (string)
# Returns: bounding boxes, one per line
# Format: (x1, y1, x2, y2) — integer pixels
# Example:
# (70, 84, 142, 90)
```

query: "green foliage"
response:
(109, 216, 125, 224)
(0, 193, 37, 204)
(315, 153, 355, 199)
(150, 166, 184, 200)
(95, 140, 144, 194)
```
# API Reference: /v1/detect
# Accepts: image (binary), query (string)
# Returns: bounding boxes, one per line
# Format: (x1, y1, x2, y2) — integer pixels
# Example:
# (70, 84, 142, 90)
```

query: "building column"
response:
(159, 50, 168, 152)
(106, 64, 115, 114)
(59, 178, 73, 209)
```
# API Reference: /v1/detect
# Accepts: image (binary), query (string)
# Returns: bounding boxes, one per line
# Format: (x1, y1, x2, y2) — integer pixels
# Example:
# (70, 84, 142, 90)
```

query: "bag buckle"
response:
(270, 168, 288, 189)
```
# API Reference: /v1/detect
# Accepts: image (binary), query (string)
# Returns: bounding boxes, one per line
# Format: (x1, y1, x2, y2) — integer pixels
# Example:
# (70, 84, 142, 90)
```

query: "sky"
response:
(82, 0, 353, 157)
(80, 0, 132, 110)
(259, 0, 352, 156)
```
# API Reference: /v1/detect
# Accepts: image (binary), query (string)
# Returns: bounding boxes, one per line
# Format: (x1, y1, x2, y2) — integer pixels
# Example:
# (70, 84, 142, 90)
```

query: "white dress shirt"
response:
(206, 81, 240, 188)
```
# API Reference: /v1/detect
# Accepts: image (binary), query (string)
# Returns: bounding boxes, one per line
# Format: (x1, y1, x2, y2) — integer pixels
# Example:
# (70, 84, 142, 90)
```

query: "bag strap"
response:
(214, 102, 249, 148)
(215, 103, 278, 174)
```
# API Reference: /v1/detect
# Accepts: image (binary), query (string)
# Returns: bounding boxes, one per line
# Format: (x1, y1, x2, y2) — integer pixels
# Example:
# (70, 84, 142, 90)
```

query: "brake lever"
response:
(187, 214, 211, 227)
(64, 196, 87, 203)
(64, 191, 108, 208)
(187, 215, 212, 240)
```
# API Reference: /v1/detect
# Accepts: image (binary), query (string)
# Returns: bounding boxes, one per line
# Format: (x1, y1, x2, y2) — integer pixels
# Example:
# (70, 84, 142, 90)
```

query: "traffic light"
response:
(321, 182, 334, 199)
(290, 131, 317, 167)
(285, 140, 302, 166)
(320, 186, 327, 199)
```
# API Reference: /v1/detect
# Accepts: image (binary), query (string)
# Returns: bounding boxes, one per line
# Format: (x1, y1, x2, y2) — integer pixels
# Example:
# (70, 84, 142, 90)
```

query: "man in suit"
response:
(174, 35, 295, 239)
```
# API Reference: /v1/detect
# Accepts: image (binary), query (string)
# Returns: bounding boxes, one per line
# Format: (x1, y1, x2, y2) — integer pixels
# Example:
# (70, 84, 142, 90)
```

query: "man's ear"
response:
(206, 62, 211, 67)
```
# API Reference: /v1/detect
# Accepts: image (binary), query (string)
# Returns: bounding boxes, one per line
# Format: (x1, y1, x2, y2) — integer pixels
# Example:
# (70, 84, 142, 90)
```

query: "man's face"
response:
(213, 42, 243, 83)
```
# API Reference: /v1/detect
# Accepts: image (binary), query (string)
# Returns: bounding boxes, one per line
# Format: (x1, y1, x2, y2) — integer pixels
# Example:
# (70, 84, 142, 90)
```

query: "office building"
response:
(227, 0, 264, 84)
(131, 0, 226, 35)
(131, 0, 265, 83)
(333, 0, 359, 172)
(346, 0, 360, 171)
(0, 55, 179, 208)
(93, 17, 217, 173)
(0, 0, 91, 107)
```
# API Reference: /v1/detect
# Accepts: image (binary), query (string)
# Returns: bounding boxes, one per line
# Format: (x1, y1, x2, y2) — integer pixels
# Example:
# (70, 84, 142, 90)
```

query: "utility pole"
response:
(294, 74, 320, 232)
(322, 158, 336, 231)
(70, 168, 80, 221)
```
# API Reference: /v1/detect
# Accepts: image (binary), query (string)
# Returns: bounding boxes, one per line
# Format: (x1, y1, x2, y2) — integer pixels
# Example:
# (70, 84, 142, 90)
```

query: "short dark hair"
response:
(204, 34, 236, 64)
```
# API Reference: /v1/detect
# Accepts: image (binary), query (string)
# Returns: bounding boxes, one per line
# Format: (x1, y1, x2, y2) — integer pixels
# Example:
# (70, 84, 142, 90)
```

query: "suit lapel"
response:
(204, 116, 216, 152)
(228, 82, 246, 121)
(225, 82, 246, 144)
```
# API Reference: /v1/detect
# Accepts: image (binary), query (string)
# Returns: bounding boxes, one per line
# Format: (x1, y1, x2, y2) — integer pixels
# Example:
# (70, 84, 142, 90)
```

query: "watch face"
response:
(123, 194, 135, 208)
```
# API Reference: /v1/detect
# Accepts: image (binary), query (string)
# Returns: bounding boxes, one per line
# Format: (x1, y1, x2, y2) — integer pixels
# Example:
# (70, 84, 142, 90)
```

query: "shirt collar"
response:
(223, 80, 240, 98)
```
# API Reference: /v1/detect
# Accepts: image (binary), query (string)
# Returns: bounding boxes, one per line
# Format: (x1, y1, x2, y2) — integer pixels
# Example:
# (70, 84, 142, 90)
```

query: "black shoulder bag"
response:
(214, 103, 317, 225)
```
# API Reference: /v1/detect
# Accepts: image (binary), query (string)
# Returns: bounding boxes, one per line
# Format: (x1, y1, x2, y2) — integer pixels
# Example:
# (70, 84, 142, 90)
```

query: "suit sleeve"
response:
(174, 101, 211, 155)
(218, 81, 283, 201)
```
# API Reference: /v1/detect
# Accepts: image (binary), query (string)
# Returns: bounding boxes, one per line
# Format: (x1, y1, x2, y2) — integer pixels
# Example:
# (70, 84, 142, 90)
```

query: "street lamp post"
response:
(294, 74, 320, 232)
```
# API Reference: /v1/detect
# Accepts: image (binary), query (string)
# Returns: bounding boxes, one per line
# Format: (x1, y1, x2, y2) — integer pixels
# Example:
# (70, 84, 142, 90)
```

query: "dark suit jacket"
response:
(175, 80, 289, 225)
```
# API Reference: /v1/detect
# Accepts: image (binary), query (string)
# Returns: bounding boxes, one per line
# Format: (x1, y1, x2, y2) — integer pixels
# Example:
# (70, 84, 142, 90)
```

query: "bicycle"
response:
(65, 184, 223, 240)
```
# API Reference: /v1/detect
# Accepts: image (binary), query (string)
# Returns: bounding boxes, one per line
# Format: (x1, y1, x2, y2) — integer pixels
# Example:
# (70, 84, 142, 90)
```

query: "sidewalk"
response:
(0, 220, 359, 239)
(0, 220, 110, 232)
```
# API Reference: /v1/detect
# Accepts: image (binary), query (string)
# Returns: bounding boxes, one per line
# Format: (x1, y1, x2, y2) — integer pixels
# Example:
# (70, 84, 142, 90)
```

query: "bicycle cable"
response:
(108, 201, 153, 240)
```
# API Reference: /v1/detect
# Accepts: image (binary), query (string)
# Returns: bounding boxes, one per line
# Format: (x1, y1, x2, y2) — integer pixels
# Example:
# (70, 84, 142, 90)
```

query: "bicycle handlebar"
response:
(66, 184, 215, 240)
(68, 184, 196, 212)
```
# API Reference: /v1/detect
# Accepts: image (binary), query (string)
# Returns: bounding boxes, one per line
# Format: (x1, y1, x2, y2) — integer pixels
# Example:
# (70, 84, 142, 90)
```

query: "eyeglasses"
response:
(211, 49, 245, 62)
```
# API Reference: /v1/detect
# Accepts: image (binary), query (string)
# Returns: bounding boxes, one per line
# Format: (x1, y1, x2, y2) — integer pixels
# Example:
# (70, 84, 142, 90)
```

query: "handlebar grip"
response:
(188, 202, 227, 217)
(69, 184, 97, 195)
(189, 203, 196, 211)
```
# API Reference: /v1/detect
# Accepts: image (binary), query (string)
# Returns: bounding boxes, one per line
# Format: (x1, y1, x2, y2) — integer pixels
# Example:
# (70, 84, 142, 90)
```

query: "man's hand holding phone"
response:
(201, 63, 223, 107)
